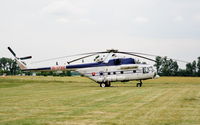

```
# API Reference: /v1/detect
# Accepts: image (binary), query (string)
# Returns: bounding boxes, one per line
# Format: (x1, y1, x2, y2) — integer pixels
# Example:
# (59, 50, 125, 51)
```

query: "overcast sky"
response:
(1, 0, 200, 67)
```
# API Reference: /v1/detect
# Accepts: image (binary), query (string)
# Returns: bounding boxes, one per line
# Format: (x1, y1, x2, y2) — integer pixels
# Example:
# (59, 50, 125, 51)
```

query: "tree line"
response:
(1, 57, 200, 76)
(154, 56, 200, 76)
(0, 57, 20, 75)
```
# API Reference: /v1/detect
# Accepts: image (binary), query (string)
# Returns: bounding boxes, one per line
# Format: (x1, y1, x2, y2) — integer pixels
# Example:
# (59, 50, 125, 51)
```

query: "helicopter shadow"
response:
(87, 85, 142, 88)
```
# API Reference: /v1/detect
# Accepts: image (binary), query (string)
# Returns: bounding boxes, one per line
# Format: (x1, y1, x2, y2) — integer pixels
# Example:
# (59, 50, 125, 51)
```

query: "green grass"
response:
(0, 76, 200, 125)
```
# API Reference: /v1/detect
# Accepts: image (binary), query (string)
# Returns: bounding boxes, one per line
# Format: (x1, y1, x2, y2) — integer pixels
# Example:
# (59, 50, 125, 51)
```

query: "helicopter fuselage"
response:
(77, 63, 157, 83)
(47, 58, 158, 87)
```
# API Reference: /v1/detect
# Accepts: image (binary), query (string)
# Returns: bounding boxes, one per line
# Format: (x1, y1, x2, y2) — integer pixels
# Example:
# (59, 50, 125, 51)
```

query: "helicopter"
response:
(8, 47, 160, 87)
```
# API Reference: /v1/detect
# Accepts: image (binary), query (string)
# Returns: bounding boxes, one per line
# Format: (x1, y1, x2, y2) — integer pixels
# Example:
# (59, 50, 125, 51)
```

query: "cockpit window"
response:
(149, 66, 153, 72)
(143, 67, 149, 74)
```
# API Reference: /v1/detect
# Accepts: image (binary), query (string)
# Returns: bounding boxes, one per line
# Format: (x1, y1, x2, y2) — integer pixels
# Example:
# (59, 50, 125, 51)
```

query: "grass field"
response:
(0, 76, 200, 125)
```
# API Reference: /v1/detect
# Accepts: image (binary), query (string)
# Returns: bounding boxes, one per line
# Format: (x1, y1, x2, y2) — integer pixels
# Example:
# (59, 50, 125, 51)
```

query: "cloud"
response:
(173, 16, 184, 22)
(79, 18, 96, 24)
(42, 0, 94, 24)
(56, 17, 70, 23)
(193, 14, 200, 22)
(42, 0, 87, 16)
(55, 17, 96, 24)
(133, 16, 149, 24)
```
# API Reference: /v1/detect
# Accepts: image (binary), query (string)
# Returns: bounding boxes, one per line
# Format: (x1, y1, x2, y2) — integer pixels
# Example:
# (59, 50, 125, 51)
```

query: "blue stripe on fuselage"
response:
(66, 58, 135, 69)
(24, 58, 135, 71)
(66, 62, 106, 69)
(23, 67, 51, 71)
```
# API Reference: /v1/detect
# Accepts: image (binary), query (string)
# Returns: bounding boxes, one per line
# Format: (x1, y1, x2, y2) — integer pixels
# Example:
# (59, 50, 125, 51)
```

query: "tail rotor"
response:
(7, 47, 32, 70)
(8, 47, 32, 60)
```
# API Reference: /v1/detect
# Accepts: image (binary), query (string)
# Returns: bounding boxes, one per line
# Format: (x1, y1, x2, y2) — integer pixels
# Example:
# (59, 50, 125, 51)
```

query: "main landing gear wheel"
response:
(136, 83, 142, 87)
(136, 80, 143, 87)
(100, 83, 106, 88)
(100, 82, 111, 87)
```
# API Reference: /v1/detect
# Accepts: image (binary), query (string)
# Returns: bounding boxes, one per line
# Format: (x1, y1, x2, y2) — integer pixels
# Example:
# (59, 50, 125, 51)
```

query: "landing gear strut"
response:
(106, 81, 111, 87)
(136, 80, 143, 87)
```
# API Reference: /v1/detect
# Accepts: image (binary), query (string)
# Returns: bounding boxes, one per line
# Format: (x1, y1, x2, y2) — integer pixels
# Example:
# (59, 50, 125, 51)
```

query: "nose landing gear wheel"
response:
(100, 83, 106, 88)
(136, 80, 143, 87)
(136, 83, 142, 87)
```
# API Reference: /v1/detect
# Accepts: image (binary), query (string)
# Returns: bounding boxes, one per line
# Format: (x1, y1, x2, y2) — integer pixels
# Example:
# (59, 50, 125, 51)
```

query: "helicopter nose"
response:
(153, 72, 156, 77)
(153, 72, 160, 79)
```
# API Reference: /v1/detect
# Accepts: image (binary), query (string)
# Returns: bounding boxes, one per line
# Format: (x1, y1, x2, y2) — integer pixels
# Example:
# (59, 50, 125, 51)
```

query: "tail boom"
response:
(16, 60, 27, 70)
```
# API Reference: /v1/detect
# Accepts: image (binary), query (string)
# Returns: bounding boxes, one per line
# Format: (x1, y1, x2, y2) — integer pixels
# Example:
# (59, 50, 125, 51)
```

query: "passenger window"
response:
(100, 72, 103, 75)
(133, 70, 136, 73)
(113, 72, 116, 75)
(108, 72, 111, 75)
(120, 71, 124, 74)
(147, 68, 150, 73)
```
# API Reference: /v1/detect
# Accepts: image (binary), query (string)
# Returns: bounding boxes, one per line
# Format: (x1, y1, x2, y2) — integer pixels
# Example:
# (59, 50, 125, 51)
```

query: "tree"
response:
(66, 71, 72, 76)
(154, 56, 178, 76)
(0, 57, 20, 75)
(154, 56, 162, 74)
(0, 57, 9, 72)
(197, 57, 200, 76)
(192, 61, 197, 76)
(160, 57, 170, 76)
(185, 61, 197, 76)
(155, 56, 200, 76)
(186, 63, 193, 76)
(171, 61, 179, 76)
(177, 69, 187, 76)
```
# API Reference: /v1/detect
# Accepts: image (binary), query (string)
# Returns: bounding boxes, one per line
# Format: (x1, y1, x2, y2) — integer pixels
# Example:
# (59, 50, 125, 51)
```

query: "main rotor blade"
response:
(168, 59, 189, 63)
(8, 47, 16, 57)
(128, 52, 159, 57)
(30, 51, 106, 64)
(118, 51, 156, 62)
(67, 52, 106, 64)
(127, 52, 189, 63)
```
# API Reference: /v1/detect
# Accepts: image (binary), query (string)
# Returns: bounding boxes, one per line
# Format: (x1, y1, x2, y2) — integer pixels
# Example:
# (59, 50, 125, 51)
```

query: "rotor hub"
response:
(106, 49, 118, 53)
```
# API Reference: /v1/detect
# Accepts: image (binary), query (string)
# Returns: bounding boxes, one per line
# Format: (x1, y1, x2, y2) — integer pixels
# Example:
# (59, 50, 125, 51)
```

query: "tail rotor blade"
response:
(8, 46, 32, 60)
(8, 47, 16, 57)
(19, 56, 32, 60)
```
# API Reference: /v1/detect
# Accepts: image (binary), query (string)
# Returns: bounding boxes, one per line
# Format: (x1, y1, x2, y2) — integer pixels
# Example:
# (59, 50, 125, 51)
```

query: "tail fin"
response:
(16, 60, 27, 70)
(8, 47, 31, 70)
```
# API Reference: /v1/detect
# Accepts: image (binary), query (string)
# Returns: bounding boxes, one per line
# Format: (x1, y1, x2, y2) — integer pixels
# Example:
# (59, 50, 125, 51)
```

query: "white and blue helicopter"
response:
(8, 47, 160, 87)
